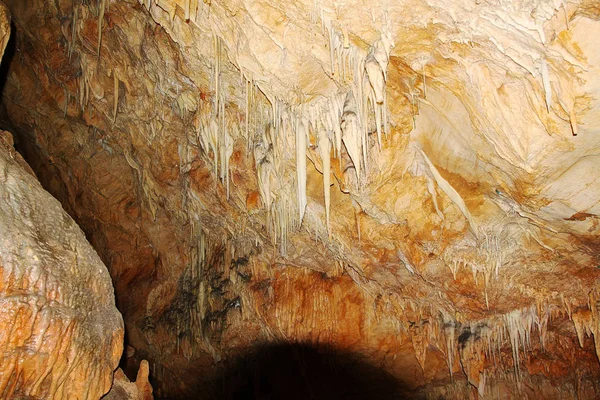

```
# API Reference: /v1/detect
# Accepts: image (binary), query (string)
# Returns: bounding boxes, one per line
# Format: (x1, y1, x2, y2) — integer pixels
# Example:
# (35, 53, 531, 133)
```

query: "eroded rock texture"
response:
(104, 360, 153, 400)
(0, 0, 599, 398)
(0, 3, 124, 399)
(0, 128, 124, 397)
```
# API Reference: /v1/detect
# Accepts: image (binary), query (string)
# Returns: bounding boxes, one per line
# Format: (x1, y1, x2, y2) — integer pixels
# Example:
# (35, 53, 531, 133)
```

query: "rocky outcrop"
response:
(0, 6, 125, 385)
(0, 124, 124, 398)
(0, 4, 123, 398)
(0, 123, 124, 399)
(104, 360, 153, 400)
(0, 0, 598, 398)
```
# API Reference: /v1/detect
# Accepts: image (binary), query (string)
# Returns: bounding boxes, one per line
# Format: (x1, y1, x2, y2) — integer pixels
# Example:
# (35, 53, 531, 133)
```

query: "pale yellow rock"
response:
(0, 0, 599, 397)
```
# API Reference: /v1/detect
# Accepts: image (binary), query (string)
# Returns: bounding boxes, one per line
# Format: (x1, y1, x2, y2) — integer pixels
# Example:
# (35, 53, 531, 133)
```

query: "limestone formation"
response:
(0, 124, 123, 399)
(104, 361, 153, 400)
(0, 1, 124, 398)
(0, 0, 598, 398)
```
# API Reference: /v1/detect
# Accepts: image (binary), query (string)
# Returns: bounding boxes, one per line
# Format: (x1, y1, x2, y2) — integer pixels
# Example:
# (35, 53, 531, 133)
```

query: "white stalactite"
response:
(365, 54, 385, 104)
(296, 120, 307, 223)
(341, 92, 362, 182)
(414, 144, 479, 237)
(318, 129, 331, 235)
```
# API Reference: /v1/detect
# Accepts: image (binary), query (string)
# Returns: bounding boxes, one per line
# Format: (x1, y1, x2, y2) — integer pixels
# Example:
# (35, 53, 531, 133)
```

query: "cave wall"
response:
(0, 2, 124, 398)
(0, 0, 599, 398)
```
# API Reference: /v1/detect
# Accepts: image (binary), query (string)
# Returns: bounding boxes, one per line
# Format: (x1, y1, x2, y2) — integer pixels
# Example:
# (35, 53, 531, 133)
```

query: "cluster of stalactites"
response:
(407, 297, 600, 398)
(212, 23, 393, 253)
(258, 20, 394, 250)
(133, 0, 395, 253)
(139, 0, 202, 23)
(410, 306, 545, 397)
(62, 0, 116, 117)
(572, 292, 600, 364)
(250, 80, 391, 253)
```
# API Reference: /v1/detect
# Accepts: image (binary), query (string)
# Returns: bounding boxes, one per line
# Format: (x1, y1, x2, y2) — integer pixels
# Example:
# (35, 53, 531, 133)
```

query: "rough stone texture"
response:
(0, 0, 598, 398)
(0, 3, 124, 399)
(0, 124, 124, 398)
(104, 360, 153, 400)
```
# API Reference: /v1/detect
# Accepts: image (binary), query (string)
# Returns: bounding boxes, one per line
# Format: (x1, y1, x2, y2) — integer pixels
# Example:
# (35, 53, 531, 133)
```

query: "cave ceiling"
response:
(1, 0, 600, 397)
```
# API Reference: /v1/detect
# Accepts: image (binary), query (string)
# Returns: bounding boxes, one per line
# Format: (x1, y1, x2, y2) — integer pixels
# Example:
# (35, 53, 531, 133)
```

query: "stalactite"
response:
(97, 0, 106, 59)
(365, 33, 392, 148)
(315, 7, 394, 190)
(504, 307, 535, 378)
(77, 54, 93, 112)
(113, 70, 119, 123)
(184, 0, 191, 20)
(354, 200, 361, 243)
(296, 120, 307, 222)
(444, 320, 456, 377)
(541, 58, 552, 113)
(410, 320, 432, 372)
(254, 134, 273, 213)
(208, 119, 219, 179)
(69, 4, 79, 60)
(413, 144, 479, 237)
(572, 307, 600, 362)
(318, 128, 331, 236)
(214, 35, 221, 117)
(172, 9, 399, 254)
(365, 53, 385, 104)
(569, 106, 578, 136)
(221, 128, 233, 199)
(341, 92, 362, 182)
(329, 96, 343, 164)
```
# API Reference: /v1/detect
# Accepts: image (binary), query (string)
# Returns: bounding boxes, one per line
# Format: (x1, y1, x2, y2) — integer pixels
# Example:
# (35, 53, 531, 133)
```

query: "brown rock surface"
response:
(104, 360, 153, 400)
(0, 123, 124, 399)
(0, 3, 124, 399)
(0, 0, 598, 398)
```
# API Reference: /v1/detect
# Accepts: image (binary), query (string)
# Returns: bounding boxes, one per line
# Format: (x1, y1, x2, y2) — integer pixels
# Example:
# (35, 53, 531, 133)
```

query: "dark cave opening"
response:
(157, 342, 412, 400)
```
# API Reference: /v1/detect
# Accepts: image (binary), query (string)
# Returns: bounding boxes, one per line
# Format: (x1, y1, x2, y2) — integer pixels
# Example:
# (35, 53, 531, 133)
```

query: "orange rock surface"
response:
(0, 0, 598, 398)
(0, 127, 124, 398)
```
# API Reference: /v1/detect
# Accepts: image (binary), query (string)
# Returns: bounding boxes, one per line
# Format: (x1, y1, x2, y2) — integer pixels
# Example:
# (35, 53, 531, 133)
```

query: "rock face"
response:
(104, 361, 153, 400)
(0, 4, 124, 387)
(0, 5, 123, 398)
(0, 124, 124, 398)
(0, 0, 599, 398)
